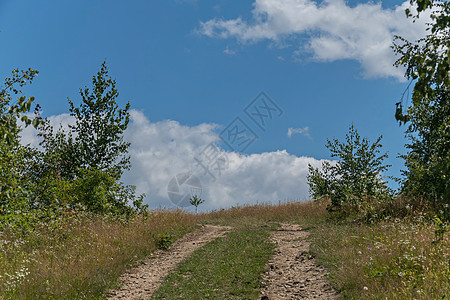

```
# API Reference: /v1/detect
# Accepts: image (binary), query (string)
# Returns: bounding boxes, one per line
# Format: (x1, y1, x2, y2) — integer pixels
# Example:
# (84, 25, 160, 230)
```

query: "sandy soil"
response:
(259, 223, 338, 300)
(107, 224, 231, 300)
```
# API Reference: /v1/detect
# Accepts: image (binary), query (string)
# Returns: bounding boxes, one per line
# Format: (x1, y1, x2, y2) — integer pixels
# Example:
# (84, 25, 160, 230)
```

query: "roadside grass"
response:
(200, 200, 448, 299)
(202, 200, 449, 299)
(152, 219, 277, 300)
(310, 216, 450, 299)
(0, 209, 198, 299)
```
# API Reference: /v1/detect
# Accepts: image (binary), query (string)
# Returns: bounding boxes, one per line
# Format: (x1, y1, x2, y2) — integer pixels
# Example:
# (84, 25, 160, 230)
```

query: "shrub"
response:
(69, 168, 147, 217)
(157, 232, 176, 250)
(307, 125, 392, 213)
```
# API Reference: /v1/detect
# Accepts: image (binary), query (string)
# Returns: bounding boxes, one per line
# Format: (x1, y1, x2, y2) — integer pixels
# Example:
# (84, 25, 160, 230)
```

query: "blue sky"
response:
(1, 0, 428, 210)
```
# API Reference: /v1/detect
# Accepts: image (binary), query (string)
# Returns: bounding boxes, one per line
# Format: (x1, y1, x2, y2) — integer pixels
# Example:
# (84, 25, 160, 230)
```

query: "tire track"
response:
(260, 223, 338, 300)
(108, 224, 231, 300)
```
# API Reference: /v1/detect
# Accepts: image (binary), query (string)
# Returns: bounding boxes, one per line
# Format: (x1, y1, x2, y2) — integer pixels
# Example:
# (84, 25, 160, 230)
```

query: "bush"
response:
(69, 168, 147, 217)
(307, 125, 393, 214)
(157, 232, 176, 250)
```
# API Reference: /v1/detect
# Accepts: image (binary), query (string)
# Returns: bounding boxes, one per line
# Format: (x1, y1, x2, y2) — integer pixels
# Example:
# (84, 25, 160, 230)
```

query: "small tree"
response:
(33, 62, 146, 216)
(189, 195, 204, 213)
(68, 61, 131, 179)
(307, 125, 391, 211)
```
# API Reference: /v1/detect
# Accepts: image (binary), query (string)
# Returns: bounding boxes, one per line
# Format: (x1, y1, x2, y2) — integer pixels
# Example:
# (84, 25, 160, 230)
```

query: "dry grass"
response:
(310, 216, 449, 299)
(202, 200, 450, 299)
(201, 200, 329, 225)
(1, 200, 448, 299)
(0, 209, 198, 299)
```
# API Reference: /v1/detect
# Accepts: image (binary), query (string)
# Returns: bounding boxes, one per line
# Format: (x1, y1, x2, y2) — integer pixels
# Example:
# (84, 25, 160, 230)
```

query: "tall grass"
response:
(0, 209, 198, 299)
(310, 216, 449, 299)
(202, 200, 329, 225)
(202, 200, 449, 299)
(2, 199, 448, 299)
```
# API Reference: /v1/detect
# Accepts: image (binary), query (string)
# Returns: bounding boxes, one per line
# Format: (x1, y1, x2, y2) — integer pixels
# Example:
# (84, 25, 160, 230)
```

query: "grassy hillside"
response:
(0, 200, 448, 299)
(0, 210, 198, 299)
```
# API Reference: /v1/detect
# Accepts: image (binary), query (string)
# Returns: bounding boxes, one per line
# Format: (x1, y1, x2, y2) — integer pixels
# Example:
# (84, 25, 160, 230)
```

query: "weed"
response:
(157, 233, 176, 250)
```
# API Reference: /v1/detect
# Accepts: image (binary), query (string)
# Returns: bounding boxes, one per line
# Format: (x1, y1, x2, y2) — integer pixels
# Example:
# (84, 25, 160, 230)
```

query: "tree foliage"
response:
(68, 61, 131, 179)
(0, 69, 44, 213)
(393, 0, 449, 217)
(0, 63, 146, 230)
(394, 0, 449, 124)
(307, 125, 392, 212)
(189, 195, 204, 214)
(36, 117, 80, 182)
(0, 68, 44, 144)
(401, 86, 449, 215)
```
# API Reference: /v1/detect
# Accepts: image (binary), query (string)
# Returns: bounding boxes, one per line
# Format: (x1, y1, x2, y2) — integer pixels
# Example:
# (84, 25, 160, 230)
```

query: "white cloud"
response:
(223, 45, 236, 55)
(20, 110, 331, 211)
(287, 126, 311, 138)
(20, 113, 75, 149)
(199, 0, 431, 79)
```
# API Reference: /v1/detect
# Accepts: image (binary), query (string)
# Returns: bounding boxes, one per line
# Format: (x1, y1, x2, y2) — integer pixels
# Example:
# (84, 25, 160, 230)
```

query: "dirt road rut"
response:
(260, 223, 338, 299)
(108, 224, 231, 300)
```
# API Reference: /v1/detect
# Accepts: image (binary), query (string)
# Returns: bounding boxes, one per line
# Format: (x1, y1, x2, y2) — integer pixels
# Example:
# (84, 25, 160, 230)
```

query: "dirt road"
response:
(107, 224, 231, 300)
(108, 223, 337, 299)
(260, 223, 338, 299)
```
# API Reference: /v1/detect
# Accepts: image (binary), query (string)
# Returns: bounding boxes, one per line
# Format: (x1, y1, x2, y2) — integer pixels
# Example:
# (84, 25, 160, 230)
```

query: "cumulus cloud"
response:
(199, 0, 431, 79)
(20, 110, 331, 211)
(287, 126, 310, 138)
(20, 113, 75, 149)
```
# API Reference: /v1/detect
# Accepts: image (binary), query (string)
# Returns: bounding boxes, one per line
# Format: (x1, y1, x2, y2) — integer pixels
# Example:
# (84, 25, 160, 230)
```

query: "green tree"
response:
(401, 87, 449, 214)
(29, 118, 78, 207)
(0, 68, 43, 144)
(33, 62, 146, 216)
(36, 115, 80, 182)
(393, 0, 449, 215)
(307, 125, 391, 211)
(0, 69, 43, 199)
(68, 61, 131, 179)
(69, 168, 146, 216)
(394, 0, 449, 121)
(0, 69, 46, 228)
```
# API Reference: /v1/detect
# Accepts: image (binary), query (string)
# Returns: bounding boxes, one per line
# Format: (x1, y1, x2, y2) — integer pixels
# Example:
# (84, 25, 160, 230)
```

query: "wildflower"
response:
(398, 271, 404, 277)
(363, 286, 368, 291)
